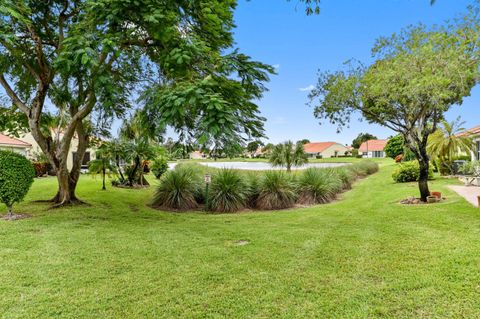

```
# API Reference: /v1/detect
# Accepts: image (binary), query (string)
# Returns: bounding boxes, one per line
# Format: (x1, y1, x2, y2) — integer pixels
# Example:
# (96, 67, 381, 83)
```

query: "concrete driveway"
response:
(448, 185, 480, 207)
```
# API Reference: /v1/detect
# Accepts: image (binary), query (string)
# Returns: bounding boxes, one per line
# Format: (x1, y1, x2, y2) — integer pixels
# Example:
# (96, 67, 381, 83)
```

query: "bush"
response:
(0, 151, 35, 216)
(151, 157, 169, 179)
(385, 135, 404, 159)
(256, 171, 296, 210)
(459, 161, 480, 176)
(297, 168, 343, 205)
(208, 169, 249, 212)
(32, 162, 48, 177)
(348, 160, 379, 178)
(392, 161, 434, 183)
(331, 167, 356, 190)
(245, 173, 260, 208)
(152, 165, 202, 210)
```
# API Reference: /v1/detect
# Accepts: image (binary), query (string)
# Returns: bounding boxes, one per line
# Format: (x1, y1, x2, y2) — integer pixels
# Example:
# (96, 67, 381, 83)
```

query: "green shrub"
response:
(297, 168, 343, 205)
(151, 157, 169, 179)
(384, 135, 404, 159)
(392, 161, 434, 183)
(152, 165, 202, 210)
(0, 151, 35, 216)
(347, 160, 379, 177)
(208, 169, 249, 213)
(32, 162, 48, 177)
(256, 171, 296, 210)
(459, 161, 480, 176)
(331, 167, 356, 190)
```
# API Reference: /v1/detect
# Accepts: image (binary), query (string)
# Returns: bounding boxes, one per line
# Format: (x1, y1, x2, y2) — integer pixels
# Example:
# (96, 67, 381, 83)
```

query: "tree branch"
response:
(0, 74, 29, 114)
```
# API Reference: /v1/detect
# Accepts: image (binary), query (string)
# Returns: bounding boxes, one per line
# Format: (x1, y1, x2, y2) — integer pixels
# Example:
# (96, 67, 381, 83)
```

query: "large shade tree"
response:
(0, 1, 275, 206)
(309, 22, 480, 201)
(351, 133, 377, 149)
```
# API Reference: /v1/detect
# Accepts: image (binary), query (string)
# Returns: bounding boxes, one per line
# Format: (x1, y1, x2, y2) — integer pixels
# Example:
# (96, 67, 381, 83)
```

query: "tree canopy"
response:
(351, 133, 377, 149)
(309, 19, 480, 200)
(0, 0, 273, 205)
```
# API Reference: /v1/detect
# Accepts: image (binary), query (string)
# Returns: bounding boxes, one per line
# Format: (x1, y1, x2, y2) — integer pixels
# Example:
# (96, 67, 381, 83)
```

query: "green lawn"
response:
(1, 162, 480, 318)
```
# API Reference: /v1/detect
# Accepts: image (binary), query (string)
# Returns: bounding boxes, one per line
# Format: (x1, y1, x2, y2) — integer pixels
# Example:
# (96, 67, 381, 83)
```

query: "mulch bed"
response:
(400, 197, 446, 205)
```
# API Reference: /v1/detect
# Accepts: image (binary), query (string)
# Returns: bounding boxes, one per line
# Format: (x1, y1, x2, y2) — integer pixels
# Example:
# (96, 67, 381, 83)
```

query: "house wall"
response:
(472, 137, 480, 161)
(306, 143, 349, 158)
(323, 144, 349, 158)
(0, 145, 29, 156)
(19, 133, 96, 170)
(362, 151, 386, 158)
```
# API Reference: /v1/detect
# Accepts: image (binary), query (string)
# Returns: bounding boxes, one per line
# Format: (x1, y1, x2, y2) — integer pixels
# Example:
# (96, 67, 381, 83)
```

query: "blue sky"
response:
(233, 0, 479, 145)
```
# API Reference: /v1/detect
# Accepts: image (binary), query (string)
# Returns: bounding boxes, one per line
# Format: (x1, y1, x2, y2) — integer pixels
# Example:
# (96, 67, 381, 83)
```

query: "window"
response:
(372, 151, 383, 158)
(72, 151, 91, 166)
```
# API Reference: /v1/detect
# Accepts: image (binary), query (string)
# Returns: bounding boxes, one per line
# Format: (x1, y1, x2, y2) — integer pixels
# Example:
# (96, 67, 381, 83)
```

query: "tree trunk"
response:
(49, 123, 88, 206)
(417, 148, 431, 202)
(128, 157, 140, 187)
(7, 205, 13, 217)
(102, 160, 106, 191)
(115, 156, 125, 183)
(51, 166, 82, 206)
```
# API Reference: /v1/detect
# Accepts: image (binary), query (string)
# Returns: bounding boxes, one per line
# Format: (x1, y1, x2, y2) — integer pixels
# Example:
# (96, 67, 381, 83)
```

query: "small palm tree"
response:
(88, 144, 117, 190)
(269, 141, 308, 172)
(427, 117, 473, 175)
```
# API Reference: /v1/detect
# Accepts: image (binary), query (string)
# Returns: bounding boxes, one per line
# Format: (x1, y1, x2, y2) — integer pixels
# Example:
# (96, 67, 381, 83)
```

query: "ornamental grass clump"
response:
(256, 171, 297, 210)
(297, 168, 343, 205)
(152, 165, 202, 210)
(331, 167, 356, 190)
(0, 151, 35, 217)
(245, 172, 261, 208)
(348, 160, 379, 178)
(208, 169, 249, 213)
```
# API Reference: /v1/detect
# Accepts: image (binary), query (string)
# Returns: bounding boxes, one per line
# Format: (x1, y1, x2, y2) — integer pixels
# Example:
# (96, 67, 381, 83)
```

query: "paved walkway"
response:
(448, 185, 480, 207)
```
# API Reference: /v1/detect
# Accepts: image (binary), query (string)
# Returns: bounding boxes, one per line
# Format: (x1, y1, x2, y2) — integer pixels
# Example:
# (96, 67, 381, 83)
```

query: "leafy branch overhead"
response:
(0, 0, 274, 205)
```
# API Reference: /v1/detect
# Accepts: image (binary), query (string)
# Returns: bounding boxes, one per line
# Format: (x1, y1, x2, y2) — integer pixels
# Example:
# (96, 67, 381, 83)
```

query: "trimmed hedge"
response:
(0, 151, 35, 215)
(392, 161, 434, 183)
(152, 160, 379, 212)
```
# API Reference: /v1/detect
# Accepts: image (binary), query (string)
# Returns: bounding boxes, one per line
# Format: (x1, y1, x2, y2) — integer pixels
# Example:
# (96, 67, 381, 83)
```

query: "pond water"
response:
(169, 161, 348, 171)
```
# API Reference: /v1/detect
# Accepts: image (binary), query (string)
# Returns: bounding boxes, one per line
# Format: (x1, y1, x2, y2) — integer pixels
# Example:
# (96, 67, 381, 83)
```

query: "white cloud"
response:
(299, 84, 315, 92)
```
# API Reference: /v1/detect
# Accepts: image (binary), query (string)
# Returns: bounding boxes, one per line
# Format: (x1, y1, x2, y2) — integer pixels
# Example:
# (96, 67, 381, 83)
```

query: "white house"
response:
(458, 125, 480, 161)
(359, 139, 389, 158)
(0, 133, 31, 156)
(303, 142, 349, 158)
(17, 132, 96, 170)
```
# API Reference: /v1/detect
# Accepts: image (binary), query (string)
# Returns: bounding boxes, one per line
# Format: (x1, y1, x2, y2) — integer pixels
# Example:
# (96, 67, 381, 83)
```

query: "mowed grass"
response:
(1, 162, 480, 318)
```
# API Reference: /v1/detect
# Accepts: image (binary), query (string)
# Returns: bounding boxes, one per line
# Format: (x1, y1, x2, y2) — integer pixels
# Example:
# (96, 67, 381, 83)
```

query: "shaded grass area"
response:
(1, 162, 480, 318)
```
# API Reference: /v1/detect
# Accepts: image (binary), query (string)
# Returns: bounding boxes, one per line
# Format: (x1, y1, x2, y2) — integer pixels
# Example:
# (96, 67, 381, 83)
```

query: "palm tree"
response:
(88, 144, 117, 190)
(427, 117, 473, 175)
(269, 141, 308, 172)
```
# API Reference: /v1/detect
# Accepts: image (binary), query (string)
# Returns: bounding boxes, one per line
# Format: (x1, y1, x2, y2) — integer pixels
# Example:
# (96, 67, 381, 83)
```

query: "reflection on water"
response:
(168, 161, 348, 171)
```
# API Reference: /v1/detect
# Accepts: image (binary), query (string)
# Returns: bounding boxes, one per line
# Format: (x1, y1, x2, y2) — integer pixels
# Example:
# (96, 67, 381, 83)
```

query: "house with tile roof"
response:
(358, 139, 389, 158)
(303, 142, 349, 158)
(0, 133, 32, 156)
(458, 125, 480, 160)
(17, 131, 96, 170)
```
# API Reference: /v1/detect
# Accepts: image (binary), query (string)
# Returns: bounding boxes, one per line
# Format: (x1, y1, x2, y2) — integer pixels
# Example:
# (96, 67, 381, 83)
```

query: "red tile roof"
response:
(359, 139, 388, 152)
(0, 133, 31, 148)
(303, 142, 338, 153)
(457, 125, 480, 137)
